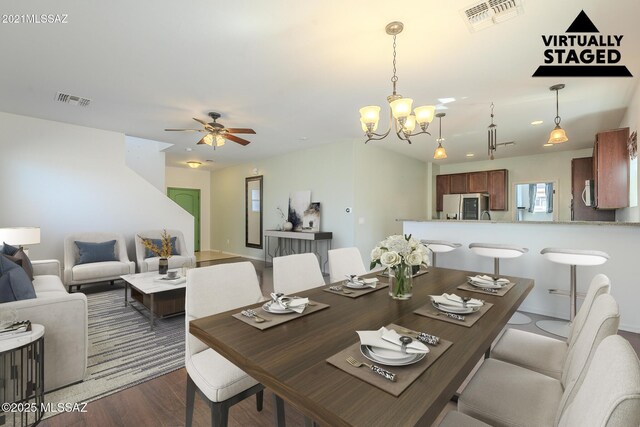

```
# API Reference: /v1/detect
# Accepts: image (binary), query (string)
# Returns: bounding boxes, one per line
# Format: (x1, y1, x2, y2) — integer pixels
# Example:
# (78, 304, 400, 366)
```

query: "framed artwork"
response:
(288, 190, 311, 231)
(302, 202, 320, 232)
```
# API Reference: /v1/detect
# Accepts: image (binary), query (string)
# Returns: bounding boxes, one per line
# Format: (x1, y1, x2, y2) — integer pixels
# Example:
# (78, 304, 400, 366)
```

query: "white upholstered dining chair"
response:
(457, 293, 620, 427)
(185, 263, 265, 426)
(328, 247, 367, 283)
(490, 273, 611, 379)
(439, 335, 640, 427)
(273, 252, 325, 295)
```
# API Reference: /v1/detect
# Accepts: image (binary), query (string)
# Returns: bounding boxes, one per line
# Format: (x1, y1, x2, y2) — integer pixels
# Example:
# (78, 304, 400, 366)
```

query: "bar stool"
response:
(537, 248, 610, 338)
(469, 243, 530, 325)
(421, 240, 461, 267)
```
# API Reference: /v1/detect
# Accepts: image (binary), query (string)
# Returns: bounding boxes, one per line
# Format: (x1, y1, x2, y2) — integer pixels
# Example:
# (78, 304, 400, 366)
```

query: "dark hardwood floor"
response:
(41, 257, 640, 427)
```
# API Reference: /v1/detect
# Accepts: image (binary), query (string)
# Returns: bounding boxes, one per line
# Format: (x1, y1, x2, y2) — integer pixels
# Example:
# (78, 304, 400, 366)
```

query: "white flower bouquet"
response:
(370, 234, 429, 299)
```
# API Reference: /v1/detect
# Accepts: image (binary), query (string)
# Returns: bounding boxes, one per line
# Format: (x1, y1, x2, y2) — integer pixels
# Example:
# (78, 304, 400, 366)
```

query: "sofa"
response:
(2, 259, 88, 392)
(135, 229, 196, 272)
(64, 232, 135, 291)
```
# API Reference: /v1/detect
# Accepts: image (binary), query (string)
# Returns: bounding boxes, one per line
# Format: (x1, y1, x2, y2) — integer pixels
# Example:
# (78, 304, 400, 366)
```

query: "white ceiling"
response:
(1, 0, 638, 169)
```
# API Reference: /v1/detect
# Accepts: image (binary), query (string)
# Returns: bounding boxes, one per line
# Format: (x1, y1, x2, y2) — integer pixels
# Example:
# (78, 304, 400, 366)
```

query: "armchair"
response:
(135, 229, 196, 273)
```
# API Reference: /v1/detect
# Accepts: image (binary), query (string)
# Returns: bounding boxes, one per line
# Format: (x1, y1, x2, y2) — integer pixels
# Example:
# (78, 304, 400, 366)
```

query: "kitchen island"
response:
(402, 219, 640, 333)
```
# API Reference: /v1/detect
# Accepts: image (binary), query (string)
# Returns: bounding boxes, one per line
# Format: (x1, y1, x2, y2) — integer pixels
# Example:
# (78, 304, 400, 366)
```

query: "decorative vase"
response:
(388, 263, 413, 300)
(159, 257, 169, 275)
(283, 222, 293, 231)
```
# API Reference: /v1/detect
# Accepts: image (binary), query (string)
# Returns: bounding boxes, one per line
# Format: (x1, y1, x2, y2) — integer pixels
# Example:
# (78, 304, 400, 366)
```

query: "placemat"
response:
(326, 330, 452, 397)
(232, 301, 329, 330)
(322, 282, 388, 299)
(456, 280, 515, 297)
(414, 301, 494, 328)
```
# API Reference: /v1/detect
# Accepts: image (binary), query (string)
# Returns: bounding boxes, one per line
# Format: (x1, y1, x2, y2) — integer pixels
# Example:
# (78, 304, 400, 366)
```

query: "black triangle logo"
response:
(566, 10, 599, 33)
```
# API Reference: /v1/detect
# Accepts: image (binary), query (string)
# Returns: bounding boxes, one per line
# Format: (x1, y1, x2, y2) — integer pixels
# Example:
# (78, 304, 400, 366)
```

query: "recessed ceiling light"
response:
(299, 136, 308, 141)
(438, 97, 456, 104)
(543, 143, 553, 147)
(531, 120, 544, 125)
(466, 153, 475, 157)
(185, 147, 193, 152)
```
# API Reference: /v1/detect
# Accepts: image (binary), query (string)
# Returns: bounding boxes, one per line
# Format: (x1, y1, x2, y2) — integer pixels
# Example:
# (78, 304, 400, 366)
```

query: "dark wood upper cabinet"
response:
(593, 128, 629, 209)
(571, 157, 615, 221)
(450, 173, 467, 194)
(487, 169, 508, 211)
(435, 175, 450, 212)
(467, 172, 488, 193)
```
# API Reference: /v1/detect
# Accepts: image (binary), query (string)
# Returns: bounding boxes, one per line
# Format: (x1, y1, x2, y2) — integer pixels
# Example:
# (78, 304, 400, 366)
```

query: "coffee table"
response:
(121, 272, 187, 330)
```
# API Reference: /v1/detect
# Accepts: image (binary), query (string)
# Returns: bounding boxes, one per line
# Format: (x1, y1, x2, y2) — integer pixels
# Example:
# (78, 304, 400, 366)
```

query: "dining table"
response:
(189, 266, 534, 427)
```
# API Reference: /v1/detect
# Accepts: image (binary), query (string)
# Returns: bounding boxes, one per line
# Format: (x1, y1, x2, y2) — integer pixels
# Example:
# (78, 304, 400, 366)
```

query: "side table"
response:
(0, 324, 45, 427)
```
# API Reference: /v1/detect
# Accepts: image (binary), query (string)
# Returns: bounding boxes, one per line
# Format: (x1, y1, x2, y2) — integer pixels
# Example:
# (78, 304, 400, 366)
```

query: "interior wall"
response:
(353, 142, 427, 265)
(436, 148, 593, 221)
(165, 166, 212, 251)
(0, 111, 194, 264)
(210, 141, 356, 259)
(616, 81, 640, 222)
(124, 136, 170, 191)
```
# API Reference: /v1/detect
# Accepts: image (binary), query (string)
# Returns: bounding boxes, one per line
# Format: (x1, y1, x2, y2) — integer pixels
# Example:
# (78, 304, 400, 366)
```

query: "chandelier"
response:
(359, 22, 436, 144)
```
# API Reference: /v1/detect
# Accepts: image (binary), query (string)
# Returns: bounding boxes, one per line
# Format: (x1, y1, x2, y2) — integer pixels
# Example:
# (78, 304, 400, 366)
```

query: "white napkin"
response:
(431, 293, 483, 308)
(347, 276, 378, 288)
(357, 327, 429, 354)
(270, 293, 308, 313)
(469, 275, 509, 286)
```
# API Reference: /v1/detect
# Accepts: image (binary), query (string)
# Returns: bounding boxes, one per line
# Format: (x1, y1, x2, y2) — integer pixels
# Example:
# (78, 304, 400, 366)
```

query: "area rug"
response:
(44, 287, 185, 418)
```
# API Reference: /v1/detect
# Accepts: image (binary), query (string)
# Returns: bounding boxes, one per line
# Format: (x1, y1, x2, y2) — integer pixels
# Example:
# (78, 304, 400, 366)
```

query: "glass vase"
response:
(388, 263, 413, 300)
(159, 257, 169, 275)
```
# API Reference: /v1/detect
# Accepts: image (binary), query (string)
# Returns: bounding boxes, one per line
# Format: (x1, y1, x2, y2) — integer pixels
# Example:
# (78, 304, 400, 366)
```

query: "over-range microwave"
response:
(442, 193, 490, 220)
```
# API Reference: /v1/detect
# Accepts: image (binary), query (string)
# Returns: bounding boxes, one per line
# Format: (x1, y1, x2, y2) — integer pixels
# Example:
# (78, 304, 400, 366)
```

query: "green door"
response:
(167, 187, 201, 252)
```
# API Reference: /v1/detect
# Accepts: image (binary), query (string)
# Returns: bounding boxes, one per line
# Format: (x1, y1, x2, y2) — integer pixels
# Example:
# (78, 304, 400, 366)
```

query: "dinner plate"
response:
(360, 345, 426, 366)
(431, 300, 479, 314)
(369, 346, 418, 361)
(262, 301, 295, 314)
(467, 277, 508, 289)
(345, 281, 368, 289)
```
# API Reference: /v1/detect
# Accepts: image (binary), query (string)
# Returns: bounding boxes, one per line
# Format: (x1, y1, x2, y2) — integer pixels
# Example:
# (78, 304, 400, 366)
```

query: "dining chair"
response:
(468, 242, 530, 325)
(457, 293, 619, 427)
(537, 247, 610, 338)
(490, 273, 611, 379)
(273, 252, 325, 295)
(185, 262, 265, 427)
(328, 247, 367, 283)
(440, 335, 640, 427)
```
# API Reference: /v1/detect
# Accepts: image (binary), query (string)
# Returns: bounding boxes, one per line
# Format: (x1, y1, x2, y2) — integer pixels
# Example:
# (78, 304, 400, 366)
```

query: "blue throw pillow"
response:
(2, 242, 19, 256)
(0, 255, 36, 302)
(75, 240, 118, 265)
(143, 237, 179, 258)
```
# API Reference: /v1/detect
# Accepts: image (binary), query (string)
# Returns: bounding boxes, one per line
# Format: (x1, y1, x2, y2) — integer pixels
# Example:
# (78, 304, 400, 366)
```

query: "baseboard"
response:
(209, 249, 264, 262)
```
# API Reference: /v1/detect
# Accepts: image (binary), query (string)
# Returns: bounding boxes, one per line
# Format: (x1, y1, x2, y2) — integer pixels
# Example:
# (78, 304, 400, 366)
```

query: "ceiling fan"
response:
(165, 112, 255, 147)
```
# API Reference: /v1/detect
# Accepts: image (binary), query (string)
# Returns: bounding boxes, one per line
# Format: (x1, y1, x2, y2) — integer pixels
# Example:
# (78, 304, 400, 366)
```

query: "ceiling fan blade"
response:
(225, 128, 256, 134)
(224, 134, 251, 146)
(164, 128, 206, 132)
(193, 117, 209, 126)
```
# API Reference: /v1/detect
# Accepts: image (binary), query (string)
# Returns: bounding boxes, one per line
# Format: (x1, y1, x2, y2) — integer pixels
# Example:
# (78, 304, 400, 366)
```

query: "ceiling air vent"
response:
(461, 0, 524, 32)
(55, 92, 91, 107)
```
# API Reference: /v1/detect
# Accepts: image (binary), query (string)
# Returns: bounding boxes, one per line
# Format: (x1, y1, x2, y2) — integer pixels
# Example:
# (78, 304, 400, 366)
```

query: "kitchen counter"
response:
(398, 219, 640, 227)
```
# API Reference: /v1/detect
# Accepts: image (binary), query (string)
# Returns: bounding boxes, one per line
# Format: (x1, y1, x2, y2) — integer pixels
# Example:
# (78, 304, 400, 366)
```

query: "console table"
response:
(264, 230, 333, 272)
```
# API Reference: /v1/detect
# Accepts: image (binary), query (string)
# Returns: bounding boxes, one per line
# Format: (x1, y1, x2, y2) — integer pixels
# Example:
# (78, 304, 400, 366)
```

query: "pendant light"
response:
(433, 113, 447, 160)
(359, 22, 436, 144)
(548, 84, 568, 144)
(488, 102, 497, 160)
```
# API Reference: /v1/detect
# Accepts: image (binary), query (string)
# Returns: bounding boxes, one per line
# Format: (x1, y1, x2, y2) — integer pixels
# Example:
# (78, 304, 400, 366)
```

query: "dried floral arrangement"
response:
(139, 229, 173, 258)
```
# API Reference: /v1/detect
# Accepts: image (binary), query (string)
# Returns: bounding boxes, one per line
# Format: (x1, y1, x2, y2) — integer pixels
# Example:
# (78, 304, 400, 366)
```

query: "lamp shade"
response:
(203, 134, 214, 146)
(548, 125, 568, 144)
(215, 135, 226, 147)
(0, 227, 40, 246)
(389, 98, 413, 120)
(433, 144, 447, 160)
(359, 106, 381, 126)
(414, 106, 436, 124)
(403, 115, 416, 133)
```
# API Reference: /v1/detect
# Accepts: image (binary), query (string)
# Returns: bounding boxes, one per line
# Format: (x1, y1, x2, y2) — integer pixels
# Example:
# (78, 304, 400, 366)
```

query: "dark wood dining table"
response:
(189, 267, 534, 427)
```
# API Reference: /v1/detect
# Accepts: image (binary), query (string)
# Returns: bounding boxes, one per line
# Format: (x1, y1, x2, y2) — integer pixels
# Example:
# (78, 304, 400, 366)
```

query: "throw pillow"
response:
(9, 248, 34, 280)
(2, 242, 19, 256)
(75, 240, 118, 265)
(0, 255, 36, 303)
(1, 253, 23, 267)
(143, 237, 179, 258)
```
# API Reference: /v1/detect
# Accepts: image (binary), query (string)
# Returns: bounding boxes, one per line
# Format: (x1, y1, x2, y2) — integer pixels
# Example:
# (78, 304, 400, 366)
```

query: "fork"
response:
(329, 285, 353, 295)
(241, 309, 269, 323)
(346, 356, 396, 382)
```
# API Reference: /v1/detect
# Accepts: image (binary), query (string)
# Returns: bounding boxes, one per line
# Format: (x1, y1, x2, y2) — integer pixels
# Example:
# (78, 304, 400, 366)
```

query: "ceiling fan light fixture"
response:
(187, 161, 202, 169)
(203, 133, 214, 146)
(215, 135, 225, 147)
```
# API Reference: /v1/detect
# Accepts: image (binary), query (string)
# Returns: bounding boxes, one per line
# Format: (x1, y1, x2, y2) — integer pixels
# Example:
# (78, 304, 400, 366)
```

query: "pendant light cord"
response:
(391, 35, 398, 95)
(555, 89, 561, 126)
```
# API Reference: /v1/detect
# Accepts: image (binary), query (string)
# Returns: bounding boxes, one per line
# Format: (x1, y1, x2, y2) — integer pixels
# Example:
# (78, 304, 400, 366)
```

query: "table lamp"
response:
(0, 227, 41, 255)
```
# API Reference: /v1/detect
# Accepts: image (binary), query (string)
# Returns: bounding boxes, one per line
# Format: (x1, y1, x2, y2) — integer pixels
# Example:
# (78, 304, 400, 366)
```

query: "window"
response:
(533, 183, 548, 213)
